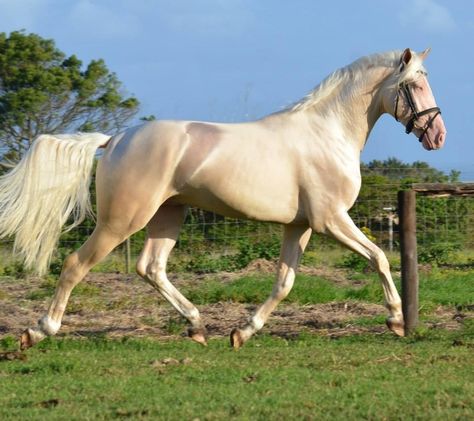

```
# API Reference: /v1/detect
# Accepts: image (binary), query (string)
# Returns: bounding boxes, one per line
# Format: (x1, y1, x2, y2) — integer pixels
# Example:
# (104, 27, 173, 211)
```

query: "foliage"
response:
(0, 31, 139, 163)
(352, 157, 470, 257)
(2, 260, 27, 278)
(338, 253, 370, 272)
(418, 242, 461, 266)
(172, 236, 281, 274)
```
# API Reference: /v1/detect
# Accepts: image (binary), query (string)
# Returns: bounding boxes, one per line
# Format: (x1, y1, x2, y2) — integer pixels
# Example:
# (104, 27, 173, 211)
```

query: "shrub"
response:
(418, 242, 461, 265)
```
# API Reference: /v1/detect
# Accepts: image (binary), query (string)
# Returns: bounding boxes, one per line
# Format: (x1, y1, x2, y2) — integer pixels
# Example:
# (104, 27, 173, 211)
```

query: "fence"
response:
(1, 170, 473, 273)
(398, 184, 474, 334)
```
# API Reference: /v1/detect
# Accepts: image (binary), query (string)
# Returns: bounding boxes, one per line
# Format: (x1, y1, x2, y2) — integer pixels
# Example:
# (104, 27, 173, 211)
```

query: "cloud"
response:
(399, 0, 456, 32)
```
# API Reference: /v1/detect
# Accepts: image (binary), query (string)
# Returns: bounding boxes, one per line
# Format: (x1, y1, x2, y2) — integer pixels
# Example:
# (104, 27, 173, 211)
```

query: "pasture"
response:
(1, 257, 473, 420)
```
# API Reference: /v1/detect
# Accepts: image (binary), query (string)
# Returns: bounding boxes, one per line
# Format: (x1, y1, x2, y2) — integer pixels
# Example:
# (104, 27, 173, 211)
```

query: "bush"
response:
(418, 242, 461, 265)
(338, 253, 370, 272)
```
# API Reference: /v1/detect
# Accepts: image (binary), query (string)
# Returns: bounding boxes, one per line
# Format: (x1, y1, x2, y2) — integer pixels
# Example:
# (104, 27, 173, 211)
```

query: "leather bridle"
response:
(394, 74, 441, 143)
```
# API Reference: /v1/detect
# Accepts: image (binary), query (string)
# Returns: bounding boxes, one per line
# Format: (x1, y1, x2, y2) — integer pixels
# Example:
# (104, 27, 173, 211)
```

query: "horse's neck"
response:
(302, 67, 390, 151)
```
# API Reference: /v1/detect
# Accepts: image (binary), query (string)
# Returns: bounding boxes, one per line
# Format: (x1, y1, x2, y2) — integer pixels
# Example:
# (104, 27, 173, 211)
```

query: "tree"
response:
(361, 157, 459, 183)
(352, 158, 469, 251)
(0, 31, 139, 162)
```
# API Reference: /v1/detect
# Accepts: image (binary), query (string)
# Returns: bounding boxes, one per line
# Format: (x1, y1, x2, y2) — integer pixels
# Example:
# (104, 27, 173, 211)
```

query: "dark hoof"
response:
(19, 329, 34, 351)
(188, 327, 208, 346)
(386, 318, 405, 337)
(230, 328, 245, 349)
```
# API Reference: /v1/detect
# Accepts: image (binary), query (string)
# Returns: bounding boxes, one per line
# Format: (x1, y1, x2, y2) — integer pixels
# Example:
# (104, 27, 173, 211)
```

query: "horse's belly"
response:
(174, 178, 304, 224)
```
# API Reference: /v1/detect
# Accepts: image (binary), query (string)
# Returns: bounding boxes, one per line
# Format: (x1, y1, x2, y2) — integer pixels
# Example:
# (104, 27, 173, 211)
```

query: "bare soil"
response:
(0, 261, 467, 343)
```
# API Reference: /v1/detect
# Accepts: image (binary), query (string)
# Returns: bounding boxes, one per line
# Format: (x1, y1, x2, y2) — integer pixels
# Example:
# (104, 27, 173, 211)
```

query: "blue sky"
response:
(0, 0, 472, 178)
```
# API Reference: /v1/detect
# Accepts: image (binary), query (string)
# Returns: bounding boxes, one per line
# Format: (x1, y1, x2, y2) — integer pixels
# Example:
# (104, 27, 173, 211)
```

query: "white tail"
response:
(0, 133, 111, 275)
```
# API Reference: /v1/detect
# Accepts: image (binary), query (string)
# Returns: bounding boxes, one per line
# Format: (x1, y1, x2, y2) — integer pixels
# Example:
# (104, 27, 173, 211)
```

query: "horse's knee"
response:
(371, 250, 390, 274)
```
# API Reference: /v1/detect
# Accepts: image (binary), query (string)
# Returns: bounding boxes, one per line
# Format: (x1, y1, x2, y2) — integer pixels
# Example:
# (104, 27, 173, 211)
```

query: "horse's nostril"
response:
(437, 131, 446, 147)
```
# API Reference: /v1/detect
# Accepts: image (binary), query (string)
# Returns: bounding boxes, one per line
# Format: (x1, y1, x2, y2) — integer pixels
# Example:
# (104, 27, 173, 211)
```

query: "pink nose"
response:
(436, 130, 446, 149)
(431, 114, 447, 149)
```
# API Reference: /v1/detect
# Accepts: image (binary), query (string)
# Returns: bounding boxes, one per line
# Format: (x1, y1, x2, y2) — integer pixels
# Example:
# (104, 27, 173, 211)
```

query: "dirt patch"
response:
(0, 266, 469, 344)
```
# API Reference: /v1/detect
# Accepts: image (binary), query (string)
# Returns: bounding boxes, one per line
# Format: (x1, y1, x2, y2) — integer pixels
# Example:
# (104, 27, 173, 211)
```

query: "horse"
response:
(0, 48, 446, 350)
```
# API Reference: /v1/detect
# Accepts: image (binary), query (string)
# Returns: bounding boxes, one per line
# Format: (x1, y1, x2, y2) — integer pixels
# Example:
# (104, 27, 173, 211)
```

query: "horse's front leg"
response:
(325, 211, 404, 336)
(230, 225, 312, 348)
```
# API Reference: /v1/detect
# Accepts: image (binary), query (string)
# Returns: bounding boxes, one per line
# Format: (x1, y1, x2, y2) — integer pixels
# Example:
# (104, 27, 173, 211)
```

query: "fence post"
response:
(125, 238, 131, 274)
(397, 190, 418, 335)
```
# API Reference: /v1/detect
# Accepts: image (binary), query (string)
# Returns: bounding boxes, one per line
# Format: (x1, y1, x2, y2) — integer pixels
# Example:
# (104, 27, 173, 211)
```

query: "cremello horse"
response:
(0, 48, 446, 350)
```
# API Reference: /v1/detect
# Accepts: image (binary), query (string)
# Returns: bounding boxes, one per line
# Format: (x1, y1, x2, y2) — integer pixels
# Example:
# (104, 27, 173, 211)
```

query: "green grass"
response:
(418, 269, 474, 310)
(183, 274, 361, 305)
(1, 253, 472, 419)
(181, 270, 473, 310)
(0, 326, 472, 420)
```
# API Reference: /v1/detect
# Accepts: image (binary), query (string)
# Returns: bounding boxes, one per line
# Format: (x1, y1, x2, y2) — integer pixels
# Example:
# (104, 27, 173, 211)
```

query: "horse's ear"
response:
(399, 48, 412, 70)
(419, 47, 431, 61)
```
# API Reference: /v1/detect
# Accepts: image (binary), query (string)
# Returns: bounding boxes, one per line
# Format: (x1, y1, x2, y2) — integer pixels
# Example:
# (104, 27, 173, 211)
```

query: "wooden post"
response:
(125, 238, 131, 274)
(398, 190, 419, 335)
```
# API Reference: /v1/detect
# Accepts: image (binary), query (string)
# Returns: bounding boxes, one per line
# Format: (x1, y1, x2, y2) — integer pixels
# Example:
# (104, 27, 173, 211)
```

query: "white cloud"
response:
(399, 0, 456, 32)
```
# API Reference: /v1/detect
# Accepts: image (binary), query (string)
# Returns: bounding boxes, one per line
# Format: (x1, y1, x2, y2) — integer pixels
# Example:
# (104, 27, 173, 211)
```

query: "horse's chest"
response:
(300, 156, 362, 210)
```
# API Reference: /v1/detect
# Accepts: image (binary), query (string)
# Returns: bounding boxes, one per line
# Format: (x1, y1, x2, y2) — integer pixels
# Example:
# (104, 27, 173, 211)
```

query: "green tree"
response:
(0, 31, 139, 162)
(361, 157, 459, 182)
(352, 158, 468, 251)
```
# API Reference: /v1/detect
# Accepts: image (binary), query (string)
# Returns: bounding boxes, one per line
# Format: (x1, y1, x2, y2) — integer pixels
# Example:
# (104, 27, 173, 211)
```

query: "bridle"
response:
(394, 72, 441, 143)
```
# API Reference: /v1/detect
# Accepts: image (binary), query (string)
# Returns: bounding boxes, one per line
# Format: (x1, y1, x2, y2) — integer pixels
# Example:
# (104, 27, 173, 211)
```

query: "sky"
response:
(0, 0, 473, 179)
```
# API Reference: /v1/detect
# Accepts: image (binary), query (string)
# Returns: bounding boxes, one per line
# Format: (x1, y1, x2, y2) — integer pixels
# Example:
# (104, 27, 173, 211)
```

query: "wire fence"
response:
(1, 169, 473, 273)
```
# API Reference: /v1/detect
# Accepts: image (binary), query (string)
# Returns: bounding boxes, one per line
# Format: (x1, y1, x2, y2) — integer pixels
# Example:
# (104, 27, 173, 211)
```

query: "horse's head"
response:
(386, 48, 446, 151)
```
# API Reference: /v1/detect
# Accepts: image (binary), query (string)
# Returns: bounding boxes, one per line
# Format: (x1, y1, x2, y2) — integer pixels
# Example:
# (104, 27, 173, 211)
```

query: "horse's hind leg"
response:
(324, 211, 404, 336)
(136, 205, 208, 345)
(230, 225, 312, 348)
(20, 224, 137, 349)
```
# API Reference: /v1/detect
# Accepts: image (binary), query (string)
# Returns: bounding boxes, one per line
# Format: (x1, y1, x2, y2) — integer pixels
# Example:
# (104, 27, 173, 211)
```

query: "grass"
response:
(0, 325, 472, 420)
(180, 270, 473, 310)
(418, 269, 474, 310)
(1, 248, 472, 419)
(181, 274, 372, 305)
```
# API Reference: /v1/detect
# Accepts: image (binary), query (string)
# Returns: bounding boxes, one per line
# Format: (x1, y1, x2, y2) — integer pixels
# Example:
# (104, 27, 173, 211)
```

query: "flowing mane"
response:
(290, 50, 426, 112)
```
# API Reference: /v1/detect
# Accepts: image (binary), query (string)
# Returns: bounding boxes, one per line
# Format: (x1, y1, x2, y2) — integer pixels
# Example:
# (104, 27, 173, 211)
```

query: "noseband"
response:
(394, 78, 441, 143)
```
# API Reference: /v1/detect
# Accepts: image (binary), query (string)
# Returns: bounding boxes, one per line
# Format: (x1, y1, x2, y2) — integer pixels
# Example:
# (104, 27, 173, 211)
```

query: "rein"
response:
(394, 81, 441, 142)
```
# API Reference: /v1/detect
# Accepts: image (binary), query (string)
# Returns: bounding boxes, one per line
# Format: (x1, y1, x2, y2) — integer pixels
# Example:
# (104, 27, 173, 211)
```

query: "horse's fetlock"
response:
(39, 316, 61, 336)
(250, 317, 264, 331)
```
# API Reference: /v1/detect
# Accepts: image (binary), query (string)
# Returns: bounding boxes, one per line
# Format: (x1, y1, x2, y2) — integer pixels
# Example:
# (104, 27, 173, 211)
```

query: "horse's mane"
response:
(289, 50, 426, 113)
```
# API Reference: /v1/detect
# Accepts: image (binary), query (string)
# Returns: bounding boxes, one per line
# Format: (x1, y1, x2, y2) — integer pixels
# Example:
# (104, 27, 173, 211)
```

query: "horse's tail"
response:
(0, 132, 111, 275)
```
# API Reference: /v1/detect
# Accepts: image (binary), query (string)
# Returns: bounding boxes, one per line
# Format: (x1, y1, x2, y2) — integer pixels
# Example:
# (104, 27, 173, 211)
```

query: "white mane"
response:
(290, 50, 426, 112)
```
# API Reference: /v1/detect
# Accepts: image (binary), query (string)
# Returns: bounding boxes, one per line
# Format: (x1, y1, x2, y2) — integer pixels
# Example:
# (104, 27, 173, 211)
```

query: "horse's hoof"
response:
(188, 327, 208, 346)
(19, 329, 34, 350)
(230, 328, 245, 349)
(19, 328, 46, 350)
(386, 318, 405, 337)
